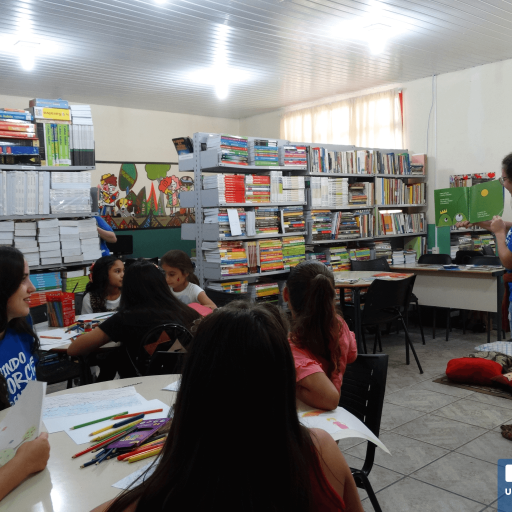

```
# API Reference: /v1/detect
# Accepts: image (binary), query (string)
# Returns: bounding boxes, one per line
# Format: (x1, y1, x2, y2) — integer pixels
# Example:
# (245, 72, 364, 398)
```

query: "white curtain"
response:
(280, 89, 403, 149)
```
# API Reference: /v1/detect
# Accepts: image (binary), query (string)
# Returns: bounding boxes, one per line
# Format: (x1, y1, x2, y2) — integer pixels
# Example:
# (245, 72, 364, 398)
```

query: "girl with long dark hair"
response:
(91, 302, 363, 512)
(68, 260, 200, 378)
(82, 256, 124, 314)
(284, 261, 357, 411)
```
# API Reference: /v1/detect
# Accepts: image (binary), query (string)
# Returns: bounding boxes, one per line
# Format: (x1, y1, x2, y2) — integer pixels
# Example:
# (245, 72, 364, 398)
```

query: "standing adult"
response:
(95, 216, 117, 257)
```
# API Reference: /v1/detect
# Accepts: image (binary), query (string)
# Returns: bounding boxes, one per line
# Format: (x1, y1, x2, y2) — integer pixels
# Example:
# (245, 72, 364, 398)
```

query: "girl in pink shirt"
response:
(284, 261, 357, 411)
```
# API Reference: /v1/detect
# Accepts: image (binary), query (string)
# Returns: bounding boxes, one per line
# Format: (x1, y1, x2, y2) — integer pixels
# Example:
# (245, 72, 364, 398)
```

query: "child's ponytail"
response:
(286, 261, 342, 377)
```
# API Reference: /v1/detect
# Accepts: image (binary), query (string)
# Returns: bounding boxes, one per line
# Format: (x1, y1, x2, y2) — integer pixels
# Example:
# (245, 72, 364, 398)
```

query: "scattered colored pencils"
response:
(117, 442, 165, 461)
(70, 412, 128, 430)
(127, 446, 163, 463)
(112, 409, 163, 420)
(90, 419, 144, 442)
(72, 425, 139, 459)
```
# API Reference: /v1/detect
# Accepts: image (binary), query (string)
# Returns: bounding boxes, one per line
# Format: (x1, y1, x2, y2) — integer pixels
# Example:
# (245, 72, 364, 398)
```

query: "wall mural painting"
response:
(99, 163, 195, 230)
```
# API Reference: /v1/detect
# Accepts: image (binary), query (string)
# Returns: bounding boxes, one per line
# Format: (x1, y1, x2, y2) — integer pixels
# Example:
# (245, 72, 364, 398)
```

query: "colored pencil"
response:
(72, 426, 137, 458)
(127, 447, 162, 463)
(71, 412, 128, 430)
(95, 449, 113, 466)
(117, 442, 165, 461)
(40, 335, 62, 340)
(112, 409, 163, 420)
(80, 459, 97, 469)
(90, 419, 143, 442)
(112, 414, 145, 428)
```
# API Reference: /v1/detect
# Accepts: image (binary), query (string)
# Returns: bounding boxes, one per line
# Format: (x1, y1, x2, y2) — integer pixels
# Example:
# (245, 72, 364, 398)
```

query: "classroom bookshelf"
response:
(180, 133, 428, 288)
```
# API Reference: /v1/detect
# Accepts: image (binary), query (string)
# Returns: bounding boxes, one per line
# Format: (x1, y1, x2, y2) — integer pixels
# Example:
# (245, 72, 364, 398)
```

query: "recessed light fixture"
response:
(0, 35, 58, 71)
(15, 40, 39, 71)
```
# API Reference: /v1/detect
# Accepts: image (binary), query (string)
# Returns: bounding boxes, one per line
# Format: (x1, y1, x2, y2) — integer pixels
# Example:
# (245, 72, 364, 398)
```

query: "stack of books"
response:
(327, 247, 350, 272)
(404, 250, 417, 264)
(206, 134, 249, 166)
(59, 219, 101, 263)
(0, 221, 14, 247)
(70, 105, 95, 166)
(331, 211, 360, 240)
(15, 222, 39, 266)
(306, 251, 329, 266)
(282, 236, 306, 270)
(375, 212, 425, 236)
(37, 219, 60, 265)
(472, 233, 495, 252)
(245, 175, 271, 203)
(0, 171, 50, 215)
(203, 174, 245, 204)
(328, 178, 348, 208)
(249, 282, 280, 304)
(202, 241, 249, 277)
(269, 171, 283, 202)
(258, 239, 284, 273)
(309, 177, 329, 208)
(392, 250, 405, 265)
(244, 241, 258, 273)
(280, 206, 305, 233)
(374, 241, 393, 264)
(281, 176, 305, 203)
(0, 108, 39, 166)
(255, 207, 280, 235)
(356, 210, 374, 238)
(348, 182, 373, 206)
(28, 271, 62, 307)
(248, 139, 279, 166)
(208, 280, 249, 293)
(349, 247, 371, 261)
(375, 179, 425, 205)
(279, 145, 307, 167)
(204, 208, 246, 238)
(308, 210, 332, 241)
(61, 268, 88, 294)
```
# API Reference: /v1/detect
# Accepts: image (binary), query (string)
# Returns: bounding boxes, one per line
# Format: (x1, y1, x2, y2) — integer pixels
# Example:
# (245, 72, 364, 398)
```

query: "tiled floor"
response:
(337, 327, 511, 512)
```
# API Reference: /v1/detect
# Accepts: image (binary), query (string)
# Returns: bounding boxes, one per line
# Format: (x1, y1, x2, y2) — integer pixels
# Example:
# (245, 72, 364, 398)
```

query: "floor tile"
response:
(466, 392, 512, 411)
(345, 432, 449, 475)
(392, 414, 488, 450)
(384, 388, 461, 413)
(411, 452, 497, 505)
(434, 398, 512, 430)
(405, 377, 475, 398)
(360, 477, 485, 512)
(337, 436, 366, 452)
(380, 402, 425, 431)
(455, 430, 512, 465)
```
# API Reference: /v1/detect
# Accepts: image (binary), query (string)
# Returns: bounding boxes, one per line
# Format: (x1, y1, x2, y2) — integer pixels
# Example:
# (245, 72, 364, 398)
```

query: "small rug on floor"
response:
(433, 376, 512, 400)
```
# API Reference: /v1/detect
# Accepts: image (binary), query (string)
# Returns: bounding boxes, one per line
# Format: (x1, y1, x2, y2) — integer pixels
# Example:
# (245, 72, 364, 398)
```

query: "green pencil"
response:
(70, 412, 129, 430)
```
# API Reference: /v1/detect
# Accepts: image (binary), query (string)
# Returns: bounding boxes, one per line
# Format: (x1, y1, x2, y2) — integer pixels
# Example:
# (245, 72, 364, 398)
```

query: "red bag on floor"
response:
(446, 357, 502, 386)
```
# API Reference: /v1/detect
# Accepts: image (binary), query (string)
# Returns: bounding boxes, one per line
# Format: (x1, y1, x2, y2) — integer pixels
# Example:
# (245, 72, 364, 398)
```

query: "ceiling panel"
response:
(0, 0, 511, 118)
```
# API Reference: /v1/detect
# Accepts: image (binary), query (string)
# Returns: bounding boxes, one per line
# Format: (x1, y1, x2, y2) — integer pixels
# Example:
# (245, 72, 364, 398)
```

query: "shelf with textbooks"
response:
(375, 204, 425, 208)
(203, 263, 291, 281)
(374, 232, 427, 239)
(0, 165, 95, 171)
(374, 174, 426, 180)
(0, 213, 98, 220)
(29, 260, 95, 271)
(180, 190, 306, 209)
(305, 237, 375, 246)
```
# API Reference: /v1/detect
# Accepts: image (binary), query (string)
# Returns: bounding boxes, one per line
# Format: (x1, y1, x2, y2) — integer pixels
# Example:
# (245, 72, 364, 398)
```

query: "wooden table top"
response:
(390, 263, 506, 278)
(334, 270, 414, 288)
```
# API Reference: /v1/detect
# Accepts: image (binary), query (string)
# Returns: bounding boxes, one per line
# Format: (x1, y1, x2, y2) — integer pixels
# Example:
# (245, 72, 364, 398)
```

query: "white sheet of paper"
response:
(38, 328, 76, 344)
(112, 462, 158, 490)
(298, 406, 390, 454)
(43, 387, 143, 423)
(227, 208, 242, 236)
(162, 381, 180, 392)
(64, 399, 170, 445)
(76, 312, 115, 321)
(0, 381, 46, 466)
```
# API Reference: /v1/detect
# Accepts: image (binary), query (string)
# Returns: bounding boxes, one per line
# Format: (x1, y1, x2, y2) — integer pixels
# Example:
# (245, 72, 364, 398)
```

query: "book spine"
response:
(0, 130, 37, 139)
(52, 124, 58, 166)
(29, 99, 69, 109)
(0, 112, 32, 121)
(36, 123, 46, 165)
(0, 122, 35, 132)
(45, 123, 53, 166)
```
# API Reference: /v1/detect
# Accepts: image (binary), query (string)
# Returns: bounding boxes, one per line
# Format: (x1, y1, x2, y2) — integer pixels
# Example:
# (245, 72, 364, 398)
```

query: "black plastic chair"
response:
(126, 323, 193, 376)
(418, 253, 458, 341)
(339, 354, 388, 512)
(360, 276, 423, 373)
(454, 250, 482, 265)
(483, 245, 496, 256)
(468, 255, 501, 266)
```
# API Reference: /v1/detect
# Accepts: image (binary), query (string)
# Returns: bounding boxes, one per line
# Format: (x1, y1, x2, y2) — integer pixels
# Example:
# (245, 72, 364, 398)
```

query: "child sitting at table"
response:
(67, 260, 200, 378)
(160, 250, 216, 309)
(284, 261, 357, 411)
(91, 301, 363, 512)
(81, 256, 125, 314)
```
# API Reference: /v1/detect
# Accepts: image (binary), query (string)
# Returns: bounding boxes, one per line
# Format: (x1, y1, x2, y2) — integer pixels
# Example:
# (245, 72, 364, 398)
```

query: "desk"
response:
(0, 375, 179, 512)
(390, 264, 505, 342)
(335, 271, 413, 354)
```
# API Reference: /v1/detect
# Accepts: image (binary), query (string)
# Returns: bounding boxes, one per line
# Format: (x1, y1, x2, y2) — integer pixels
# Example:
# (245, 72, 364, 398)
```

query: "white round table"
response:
(0, 375, 179, 512)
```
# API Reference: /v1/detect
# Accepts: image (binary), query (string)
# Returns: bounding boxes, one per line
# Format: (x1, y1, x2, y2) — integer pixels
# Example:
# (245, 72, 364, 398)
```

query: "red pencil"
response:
(71, 425, 138, 459)
(112, 408, 163, 420)
(117, 442, 165, 461)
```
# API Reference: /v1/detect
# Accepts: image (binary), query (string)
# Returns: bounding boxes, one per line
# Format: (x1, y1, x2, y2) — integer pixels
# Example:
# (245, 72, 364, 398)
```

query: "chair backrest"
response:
(339, 354, 388, 472)
(351, 257, 390, 271)
(74, 292, 85, 316)
(454, 250, 482, 265)
(361, 276, 414, 324)
(468, 255, 502, 266)
(106, 235, 133, 257)
(482, 245, 495, 256)
(128, 323, 193, 376)
(418, 253, 452, 265)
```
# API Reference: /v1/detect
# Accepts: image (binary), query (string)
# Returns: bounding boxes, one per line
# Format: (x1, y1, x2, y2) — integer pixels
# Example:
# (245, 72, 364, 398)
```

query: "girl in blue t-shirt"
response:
(0, 247, 40, 407)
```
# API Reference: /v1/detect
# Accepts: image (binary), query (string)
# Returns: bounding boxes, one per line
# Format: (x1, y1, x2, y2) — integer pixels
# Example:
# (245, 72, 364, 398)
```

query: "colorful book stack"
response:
(356, 210, 374, 238)
(207, 280, 249, 293)
(0, 108, 39, 166)
(248, 139, 279, 166)
(255, 207, 280, 235)
(28, 271, 62, 307)
(327, 247, 350, 272)
(328, 178, 348, 208)
(349, 247, 371, 261)
(331, 211, 364, 240)
(245, 175, 271, 203)
(203, 241, 249, 276)
(258, 239, 284, 272)
(45, 291, 75, 327)
(203, 174, 246, 204)
(472, 233, 495, 251)
(279, 145, 307, 167)
(374, 241, 393, 263)
(380, 152, 411, 175)
(204, 208, 246, 238)
(281, 176, 305, 203)
(306, 251, 329, 266)
(348, 182, 373, 206)
(206, 134, 249, 166)
(375, 212, 425, 236)
(249, 282, 281, 304)
(280, 206, 305, 233)
(281, 236, 306, 270)
(308, 210, 332, 241)
(375, 179, 425, 205)
(63, 275, 89, 293)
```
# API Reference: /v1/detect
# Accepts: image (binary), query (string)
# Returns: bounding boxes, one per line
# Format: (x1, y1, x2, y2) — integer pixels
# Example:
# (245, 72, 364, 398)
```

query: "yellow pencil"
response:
(127, 447, 162, 463)
(90, 419, 143, 443)
(90, 424, 117, 436)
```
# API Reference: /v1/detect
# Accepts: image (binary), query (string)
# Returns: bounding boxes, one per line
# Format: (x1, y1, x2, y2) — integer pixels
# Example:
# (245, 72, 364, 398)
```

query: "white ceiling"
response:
(1, 0, 512, 119)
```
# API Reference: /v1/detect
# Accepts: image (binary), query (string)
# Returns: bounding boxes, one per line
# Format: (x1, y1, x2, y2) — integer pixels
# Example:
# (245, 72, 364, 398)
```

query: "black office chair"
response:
(126, 323, 193, 376)
(483, 245, 496, 256)
(339, 354, 388, 512)
(360, 276, 423, 373)
(418, 253, 457, 340)
(454, 250, 482, 265)
(352, 257, 425, 345)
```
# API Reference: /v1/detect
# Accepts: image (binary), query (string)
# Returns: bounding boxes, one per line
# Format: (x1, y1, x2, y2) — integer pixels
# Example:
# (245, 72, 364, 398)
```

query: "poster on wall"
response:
(97, 163, 194, 230)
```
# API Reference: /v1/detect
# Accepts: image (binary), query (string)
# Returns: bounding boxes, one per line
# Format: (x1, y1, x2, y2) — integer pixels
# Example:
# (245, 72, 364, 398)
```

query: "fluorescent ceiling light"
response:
(0, 34, 58, 71)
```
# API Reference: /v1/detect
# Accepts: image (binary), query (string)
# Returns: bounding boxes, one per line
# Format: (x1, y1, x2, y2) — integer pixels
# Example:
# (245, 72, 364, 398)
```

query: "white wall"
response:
(239, 110, 281, 139)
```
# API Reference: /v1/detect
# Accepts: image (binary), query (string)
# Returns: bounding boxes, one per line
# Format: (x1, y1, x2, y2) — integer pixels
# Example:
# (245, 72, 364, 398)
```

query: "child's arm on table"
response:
(197, 290, 217, 310)
(67, 327, 111, 356)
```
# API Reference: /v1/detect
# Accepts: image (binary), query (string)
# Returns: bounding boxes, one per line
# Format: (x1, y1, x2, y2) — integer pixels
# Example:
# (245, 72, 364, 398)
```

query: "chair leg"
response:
(446, 309, 450, 341)
(377, 327, 383, 352)
(487, 312, 491, 343)
(361, 328, 368, 355)
(416, 301, 426, 345)
(373, 331, 378, 355)
(354, 472, 383, 512)
(462, 310, 466, 335)
(432, 308, 436, 339)
(400, 315, 424, 374)
(66, 379, 73, 389)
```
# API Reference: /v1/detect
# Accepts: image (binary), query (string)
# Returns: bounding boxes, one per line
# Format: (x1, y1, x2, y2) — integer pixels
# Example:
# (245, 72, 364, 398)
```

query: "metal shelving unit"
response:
(0, 213, 98, 220)
(29, 260, 96, 271)
(0, 165, 95, 171)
